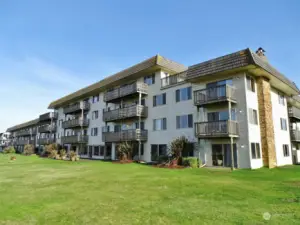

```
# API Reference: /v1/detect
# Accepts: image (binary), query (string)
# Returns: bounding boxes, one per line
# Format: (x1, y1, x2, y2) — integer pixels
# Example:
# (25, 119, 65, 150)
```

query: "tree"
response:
(117, 142, 133, 161)
(23, 144, 34, 156)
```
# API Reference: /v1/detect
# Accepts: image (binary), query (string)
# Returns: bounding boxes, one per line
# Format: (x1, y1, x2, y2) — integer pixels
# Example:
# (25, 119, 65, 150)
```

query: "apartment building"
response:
(0, 132, 11, 151)
(5, 48, 300, 169)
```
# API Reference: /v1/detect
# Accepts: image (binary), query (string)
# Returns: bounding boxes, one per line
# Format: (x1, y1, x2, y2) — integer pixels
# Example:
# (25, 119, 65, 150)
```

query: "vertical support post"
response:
(229, 101, 235, 171)
(138, 92, 142, 161)
(80, 101, 84, 157)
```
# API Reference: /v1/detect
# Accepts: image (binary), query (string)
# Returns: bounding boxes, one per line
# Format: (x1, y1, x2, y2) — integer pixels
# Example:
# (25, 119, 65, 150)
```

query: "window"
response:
(92, 111, 99, 120)
(92, 95, 99, 103)
(141, 144, 144, 155)
(153, 118, 167, 131)
(283, 145, 290, 157)
(151, 144, 167, 161)
(280, 118, 287, 131)
(94, 146, 100, 156)
(144, 74, 155, 85)
(176, 114, 193, 129)
(249, 108, 258, 125)
(135, 122, 145, 130)
(207, 110, 236, 121)
(102, 126, 110, 132)
(278, 92, 285, 105)
(176, 87, 192, 102)
(251, 143, 261, 159)
(91, 128, 98, 136)
(246, 76, 255, 92)
(153, 93, 166, 106)
(100, 146, 105, 156)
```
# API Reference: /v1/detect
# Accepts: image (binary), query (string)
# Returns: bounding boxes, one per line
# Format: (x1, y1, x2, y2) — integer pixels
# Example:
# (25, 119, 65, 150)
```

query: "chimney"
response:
(255, 47, 268, 62)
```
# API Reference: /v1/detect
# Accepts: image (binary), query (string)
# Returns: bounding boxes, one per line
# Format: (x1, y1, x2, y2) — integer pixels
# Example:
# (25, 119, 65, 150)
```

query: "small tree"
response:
(117, 142, 133, 161)
(168, 136, 189, 165)
(59, 149, 67, 159)
(23, 144, 34, 156)
(3, 146, 15, 154)
(43, 144, 58, 158)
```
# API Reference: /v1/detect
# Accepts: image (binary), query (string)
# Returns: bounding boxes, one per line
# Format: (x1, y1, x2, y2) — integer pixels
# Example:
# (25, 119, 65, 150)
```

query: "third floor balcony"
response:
(103, 105, 148, 122)
(39, 112, 58, 121)
(39, 124, 57, 133)
(63, 102, 90, 114)
(103, 82, 148, 103)
(161, 72, 186, 88)
(289, 106, 300, 121)
(195, 120, 239, 138)
(194, 84, 236, 106)
(16, 128, 37, 137)
(62, 118, 89, 129)
(291, 130, 300, 142)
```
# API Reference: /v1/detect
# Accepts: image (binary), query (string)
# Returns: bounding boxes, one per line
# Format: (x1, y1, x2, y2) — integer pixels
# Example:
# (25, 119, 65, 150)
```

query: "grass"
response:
(0, 155, 300, 225)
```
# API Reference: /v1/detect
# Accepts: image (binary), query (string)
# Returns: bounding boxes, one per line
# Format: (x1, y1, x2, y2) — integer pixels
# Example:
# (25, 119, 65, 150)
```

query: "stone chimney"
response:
(256, 47, 268, 62)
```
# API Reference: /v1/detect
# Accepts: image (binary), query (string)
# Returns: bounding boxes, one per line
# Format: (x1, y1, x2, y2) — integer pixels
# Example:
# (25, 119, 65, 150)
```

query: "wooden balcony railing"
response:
(102, 129, 148, 142)
(161, 73, 186, 88)
(291, 130, 300, 142)
(195, 120, 239, 138)
(62, 119, 89, 129)
(16, 128, 37, 137)
(289, 107, 300, 121)
(38, 137, 56, 145)
(103, 105, 148, 122)
(39, 112, 58, 121)
(61, 135, 89, 144)
(15, 139, 35, 145)
(194, 85, 236, 106)
(39, 124, 57, 133)
(104, 82, 148, 102)
(63, 102, 90, 114)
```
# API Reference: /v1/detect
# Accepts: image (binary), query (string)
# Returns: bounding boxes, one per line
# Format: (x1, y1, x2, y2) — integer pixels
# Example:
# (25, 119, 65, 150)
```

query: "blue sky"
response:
(0, 0, 299, 131)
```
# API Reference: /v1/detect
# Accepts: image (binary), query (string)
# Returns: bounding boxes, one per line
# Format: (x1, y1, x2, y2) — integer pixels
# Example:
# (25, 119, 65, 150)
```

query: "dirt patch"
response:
(112, 160, 134, 164)
(153, 164, 186, 169)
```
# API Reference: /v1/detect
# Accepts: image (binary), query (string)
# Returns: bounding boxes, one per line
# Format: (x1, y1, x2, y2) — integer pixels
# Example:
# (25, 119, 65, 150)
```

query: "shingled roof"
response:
(187, 48, 299, 92)
(48, 55, 187, 109)
(6, 118, 39, 132)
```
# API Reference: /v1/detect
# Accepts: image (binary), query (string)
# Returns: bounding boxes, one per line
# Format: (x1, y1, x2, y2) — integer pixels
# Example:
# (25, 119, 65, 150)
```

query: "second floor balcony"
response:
(289, 106, 300, 121)
(38, 137, 56, 145)
(62, 118, 89, 129)
(194, 84, 236, 106)
(63, 101, 90, 114)
(103, 105, 148, 122)
(39, 124, 57, 133)
(104, 82, 148, 102)
(195, 120, 239, 138)
(291, 130, 300, 142)
(102, 129, 148, 142)
(61, 135, 89, 144)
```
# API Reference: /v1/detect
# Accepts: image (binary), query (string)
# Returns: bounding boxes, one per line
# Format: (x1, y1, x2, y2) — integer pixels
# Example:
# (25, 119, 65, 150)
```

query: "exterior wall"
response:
(271, 88, 293, 166)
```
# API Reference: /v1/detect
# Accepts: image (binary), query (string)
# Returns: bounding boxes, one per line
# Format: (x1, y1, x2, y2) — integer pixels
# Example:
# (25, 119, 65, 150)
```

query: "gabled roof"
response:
(48, 55, 187, 109)
(186, 48, 299, 93)
(6, 118, 39, 132)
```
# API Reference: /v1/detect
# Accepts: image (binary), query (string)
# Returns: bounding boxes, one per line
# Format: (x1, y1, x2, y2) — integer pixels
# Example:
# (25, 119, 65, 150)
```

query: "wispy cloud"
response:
(0, 56, 93, 132)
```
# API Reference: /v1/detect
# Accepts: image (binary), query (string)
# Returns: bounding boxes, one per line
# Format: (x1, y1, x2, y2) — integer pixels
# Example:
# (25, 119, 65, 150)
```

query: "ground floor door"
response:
(212, 144, 237, 167)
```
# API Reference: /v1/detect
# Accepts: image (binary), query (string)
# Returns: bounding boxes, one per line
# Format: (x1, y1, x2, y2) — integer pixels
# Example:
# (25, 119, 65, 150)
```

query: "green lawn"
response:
(0, 155, 300, 225)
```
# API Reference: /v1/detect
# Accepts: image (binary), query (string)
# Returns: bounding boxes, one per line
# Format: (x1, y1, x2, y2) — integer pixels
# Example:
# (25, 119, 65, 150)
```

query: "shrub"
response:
(3, 146, 15, 154)
(49, 150, 58, 159)
(158, 155, 169, 164)
(169, 136, 189, 160)
(183, 157, 198, 168)
(23, 144, 34, 156)
(59, 149, 67, 159)
(117, 142, 133, 161)
(43, 144, 58, 158)
(69, 150, 79, 161)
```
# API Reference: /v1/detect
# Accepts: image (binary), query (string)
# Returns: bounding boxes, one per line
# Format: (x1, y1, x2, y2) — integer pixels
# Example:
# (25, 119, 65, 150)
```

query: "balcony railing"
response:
(38, 137, 56, 145)
(195, 120, 239, 138)
(289, 107, 300, 121)
(61, 135, 89, 144)
(104, 82, 148, 102)
(62, 119, 89, 129)
(161, 73, 186, 88)
(15, 139, 35, 145)
(63, 102, 90, 114)
(102, 129, 148, 142)
(103, 105, 148, 122)
(16, 128, 37, 137)
(39, 112, 58, 121)
(291, 130, 300, 142)
(39, 124, 57, 133)
(194, 85, 236, 106)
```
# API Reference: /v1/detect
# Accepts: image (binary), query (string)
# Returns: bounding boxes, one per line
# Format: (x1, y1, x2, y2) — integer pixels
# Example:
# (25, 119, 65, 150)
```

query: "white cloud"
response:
(0, 56, 93, 132)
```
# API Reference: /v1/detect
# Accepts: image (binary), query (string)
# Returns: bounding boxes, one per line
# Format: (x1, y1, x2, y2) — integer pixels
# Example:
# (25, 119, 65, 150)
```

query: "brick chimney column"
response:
(256, 77, 277, 168)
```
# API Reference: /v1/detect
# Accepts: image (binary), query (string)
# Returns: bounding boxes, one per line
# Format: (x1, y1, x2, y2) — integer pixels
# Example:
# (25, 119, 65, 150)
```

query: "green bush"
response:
(59, 149, 67, 159)
(158, 155, 169, 164)
(3, 146, 16, 154)
(69, 150, 79, 161)
(183, 157, 198, 168)
(23, 144, 34, 156)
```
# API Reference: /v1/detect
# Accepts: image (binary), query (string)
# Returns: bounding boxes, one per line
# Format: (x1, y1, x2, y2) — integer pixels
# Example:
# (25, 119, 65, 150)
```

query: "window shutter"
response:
(163, 93, 166, 104)
(163, 118, 167, 130)
(153, 96, 156, 107)
(188, 114, 193, 128)
(176, 90, 180, 102)
(176, 116, 180, 129)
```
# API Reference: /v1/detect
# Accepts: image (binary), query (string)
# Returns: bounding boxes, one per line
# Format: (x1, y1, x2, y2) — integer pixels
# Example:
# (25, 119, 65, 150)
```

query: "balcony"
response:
(61, 135, 89, 144)
(63, 102, 90, 114)
(161, 73, 186, 88)
(38, 138, 56, 145)
(39, 124, 57, 133)
(104, 82, 148, 102)
(39, 112, 58, 121)
(289, 107, 300, 121)
(194, 85, 236, 106)
(195, 120, 239, 138)
(62, 119, 89, 129)
(15, 139, 35, 145)
(103, 105, 148, 122)
(16, 128, 37, 137)
(291, 130, 300, 142)
(102, 129, 148, 142)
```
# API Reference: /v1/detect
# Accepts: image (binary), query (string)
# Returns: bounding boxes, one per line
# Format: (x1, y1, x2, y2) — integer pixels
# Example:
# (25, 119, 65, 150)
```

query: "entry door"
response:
(212, 144, 223, 166)
(223, 144, 238, 168)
